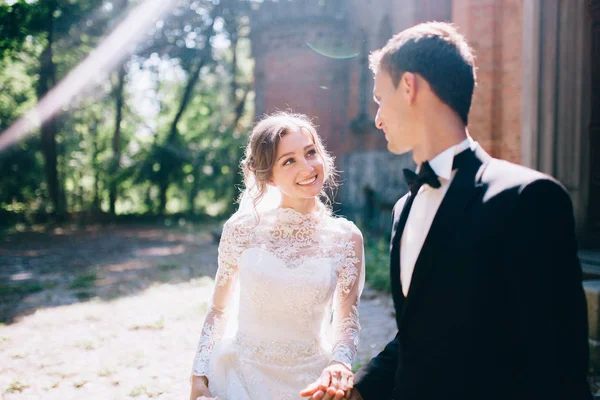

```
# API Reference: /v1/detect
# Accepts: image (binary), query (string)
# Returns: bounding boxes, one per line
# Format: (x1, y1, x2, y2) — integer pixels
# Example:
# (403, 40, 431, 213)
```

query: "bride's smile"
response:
(297, 175, 318, 186)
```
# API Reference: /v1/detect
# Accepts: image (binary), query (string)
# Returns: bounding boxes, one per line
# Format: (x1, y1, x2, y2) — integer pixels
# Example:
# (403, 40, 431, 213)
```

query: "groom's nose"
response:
(375, 109, 384, 130)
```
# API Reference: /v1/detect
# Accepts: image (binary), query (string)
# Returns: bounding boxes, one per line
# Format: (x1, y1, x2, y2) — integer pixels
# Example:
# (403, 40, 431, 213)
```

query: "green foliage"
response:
(365, 236, 392, 293)
(0, 281, 45, 300)
(69, 271, 98, 289)
(0, 0, 106, 59)
(0, 0, 254, 224)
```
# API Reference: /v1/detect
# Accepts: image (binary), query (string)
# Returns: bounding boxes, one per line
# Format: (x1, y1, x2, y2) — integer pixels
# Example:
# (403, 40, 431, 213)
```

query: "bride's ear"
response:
(267, 178, 277, 187)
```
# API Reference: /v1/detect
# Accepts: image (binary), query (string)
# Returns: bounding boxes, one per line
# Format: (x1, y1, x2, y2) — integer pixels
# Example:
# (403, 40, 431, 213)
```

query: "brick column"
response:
(451, 0, 522, 163)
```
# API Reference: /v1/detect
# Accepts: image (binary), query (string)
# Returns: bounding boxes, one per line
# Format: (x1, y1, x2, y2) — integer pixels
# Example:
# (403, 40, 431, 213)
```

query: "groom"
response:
(318, 22, 592, 400)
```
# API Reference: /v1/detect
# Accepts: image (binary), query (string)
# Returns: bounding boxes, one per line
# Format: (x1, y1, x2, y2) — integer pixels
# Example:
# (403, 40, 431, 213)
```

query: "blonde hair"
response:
(240, 111, 337, 210)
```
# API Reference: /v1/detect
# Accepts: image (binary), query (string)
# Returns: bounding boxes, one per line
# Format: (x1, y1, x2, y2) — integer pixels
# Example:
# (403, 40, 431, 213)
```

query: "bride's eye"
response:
(307, 149, 317, 157)
(283, 157, 295, 166)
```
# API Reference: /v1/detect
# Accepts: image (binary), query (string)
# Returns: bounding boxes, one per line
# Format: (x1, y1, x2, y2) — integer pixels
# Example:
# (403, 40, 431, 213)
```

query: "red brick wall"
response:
(252, 21, 351, 160)
(341, 0, 525, 162)
(452, 0, 523, 163)
(252, 0, 525, 163)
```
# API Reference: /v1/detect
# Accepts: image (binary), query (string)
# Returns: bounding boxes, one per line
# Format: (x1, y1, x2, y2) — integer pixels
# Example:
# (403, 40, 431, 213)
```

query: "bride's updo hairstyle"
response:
(240, 111, 337, 210)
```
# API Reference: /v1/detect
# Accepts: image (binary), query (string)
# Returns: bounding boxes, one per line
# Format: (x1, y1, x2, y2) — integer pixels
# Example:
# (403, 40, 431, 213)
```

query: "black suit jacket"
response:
(354, 146, 592, 400)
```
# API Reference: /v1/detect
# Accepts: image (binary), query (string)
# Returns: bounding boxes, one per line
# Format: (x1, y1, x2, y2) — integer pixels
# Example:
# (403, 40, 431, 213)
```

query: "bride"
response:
(189, 112, 365, 400)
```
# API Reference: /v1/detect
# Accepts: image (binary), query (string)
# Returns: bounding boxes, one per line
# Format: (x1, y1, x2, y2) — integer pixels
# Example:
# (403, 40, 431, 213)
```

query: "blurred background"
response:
(1, 0, 598, 241)
(1, 0, 599, 398)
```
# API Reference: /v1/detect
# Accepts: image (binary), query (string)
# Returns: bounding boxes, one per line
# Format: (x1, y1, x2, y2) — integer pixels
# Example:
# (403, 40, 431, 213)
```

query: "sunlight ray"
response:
(0, 0, 177, 151)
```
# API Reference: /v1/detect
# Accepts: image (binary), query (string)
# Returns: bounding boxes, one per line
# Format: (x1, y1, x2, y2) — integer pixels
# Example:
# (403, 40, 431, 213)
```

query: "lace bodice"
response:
(192, 207, 364, 378)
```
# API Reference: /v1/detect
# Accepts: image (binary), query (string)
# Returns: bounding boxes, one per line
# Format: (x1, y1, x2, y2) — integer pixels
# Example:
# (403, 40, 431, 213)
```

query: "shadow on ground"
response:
(0, 221, 222, 324)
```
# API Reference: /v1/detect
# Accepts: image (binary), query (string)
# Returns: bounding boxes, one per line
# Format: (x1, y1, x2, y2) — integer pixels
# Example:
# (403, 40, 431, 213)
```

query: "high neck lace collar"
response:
(272, 202, 329, 224)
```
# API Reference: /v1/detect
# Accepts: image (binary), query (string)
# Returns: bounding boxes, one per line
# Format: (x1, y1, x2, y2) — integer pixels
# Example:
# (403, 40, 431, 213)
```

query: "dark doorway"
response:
(587, 0, 600, 246)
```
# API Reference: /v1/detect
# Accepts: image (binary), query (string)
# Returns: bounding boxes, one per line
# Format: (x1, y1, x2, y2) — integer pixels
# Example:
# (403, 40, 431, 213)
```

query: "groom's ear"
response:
(401, 72, 417, 104)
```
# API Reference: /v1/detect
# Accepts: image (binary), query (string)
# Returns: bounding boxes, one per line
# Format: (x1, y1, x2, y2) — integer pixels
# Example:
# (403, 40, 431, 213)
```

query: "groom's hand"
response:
(299, 362, 354, 400)
(190, 376, 219, 400)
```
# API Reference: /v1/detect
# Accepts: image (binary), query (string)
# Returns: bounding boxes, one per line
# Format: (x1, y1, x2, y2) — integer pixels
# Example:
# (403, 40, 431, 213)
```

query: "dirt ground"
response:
(0, 222, 397, 400)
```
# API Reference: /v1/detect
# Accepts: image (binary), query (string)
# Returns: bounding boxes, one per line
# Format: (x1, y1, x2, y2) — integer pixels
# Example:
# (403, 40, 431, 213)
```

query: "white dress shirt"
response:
(400, 137, 475, 296)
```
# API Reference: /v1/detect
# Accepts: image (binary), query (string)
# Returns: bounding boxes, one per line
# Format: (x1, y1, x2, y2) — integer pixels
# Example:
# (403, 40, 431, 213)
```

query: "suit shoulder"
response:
(482, 158, 565, 194)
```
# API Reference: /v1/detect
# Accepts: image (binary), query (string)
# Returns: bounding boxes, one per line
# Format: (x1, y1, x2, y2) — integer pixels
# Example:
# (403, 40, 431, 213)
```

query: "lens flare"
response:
(0, 0, 176, 151)
(305, 37, 360, 60)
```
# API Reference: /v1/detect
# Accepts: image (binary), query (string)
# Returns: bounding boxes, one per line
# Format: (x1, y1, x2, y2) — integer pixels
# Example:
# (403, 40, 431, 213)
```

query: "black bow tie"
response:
(403, 161, 441, 195)
(403, 149, 473, 195)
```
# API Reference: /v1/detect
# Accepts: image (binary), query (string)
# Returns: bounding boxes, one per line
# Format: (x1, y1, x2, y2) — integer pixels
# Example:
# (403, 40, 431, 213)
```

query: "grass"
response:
(129, 385, 147, 397)
(98, 367, 114, 377)
(42, 280, 60, 290)
(75, 290, 93, 300)
(158, 262, 180, 282)
(364, 236, 392, 293)
(129, 317, 165, 331)
(126, 350, 148, 369)
(0, 281, 44, 299)
(5, 380, 29, 393)
(69, 271, 98, 289)
(129, 385, 163, 398)
(159, 262, 178, 271)
(76, 337, 103, 351)
(73, 380, 88, 389)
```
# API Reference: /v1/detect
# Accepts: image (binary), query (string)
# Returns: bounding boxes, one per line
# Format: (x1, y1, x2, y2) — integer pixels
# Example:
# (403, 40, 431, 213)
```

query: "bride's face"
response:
(269, 127, 325, 200)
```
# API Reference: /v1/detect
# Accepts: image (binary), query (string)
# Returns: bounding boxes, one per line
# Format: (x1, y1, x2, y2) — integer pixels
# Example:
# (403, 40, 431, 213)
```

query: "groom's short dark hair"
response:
(370, 21, 476, 125)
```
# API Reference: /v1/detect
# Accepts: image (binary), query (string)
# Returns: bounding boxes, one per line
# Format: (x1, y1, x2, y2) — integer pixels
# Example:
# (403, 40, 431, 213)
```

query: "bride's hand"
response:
(299, 362, 354, 400)
(190, 376, 220, 400)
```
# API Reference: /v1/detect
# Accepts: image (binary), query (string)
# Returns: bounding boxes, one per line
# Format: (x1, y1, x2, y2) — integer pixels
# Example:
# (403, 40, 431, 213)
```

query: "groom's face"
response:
(373, 69, 417, 155)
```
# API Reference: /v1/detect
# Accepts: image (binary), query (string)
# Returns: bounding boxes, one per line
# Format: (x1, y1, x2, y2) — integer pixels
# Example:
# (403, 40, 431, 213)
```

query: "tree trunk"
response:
(144, 185, 154, 214)
(228, 21, 248, 215)
(230, 28, 239, 107)
(167, 55, 209, 141)
(37, 1, 63, 214)
(157, 7, 221, 214)
(90, 119, 101, 211)
(187, 164, 202, 215)
(109, 64, 126, 215)
(158, 181, 168, 215)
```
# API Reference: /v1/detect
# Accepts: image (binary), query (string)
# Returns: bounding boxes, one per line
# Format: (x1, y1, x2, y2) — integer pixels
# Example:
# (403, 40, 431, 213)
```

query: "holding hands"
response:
(300, 362, 355, 400)
(190, 376, 220, 400)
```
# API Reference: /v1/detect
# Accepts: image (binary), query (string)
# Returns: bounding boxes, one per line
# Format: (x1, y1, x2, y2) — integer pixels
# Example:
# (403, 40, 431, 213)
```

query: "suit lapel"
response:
(398, 146, 491, 325)
(390, 195, 409, 324)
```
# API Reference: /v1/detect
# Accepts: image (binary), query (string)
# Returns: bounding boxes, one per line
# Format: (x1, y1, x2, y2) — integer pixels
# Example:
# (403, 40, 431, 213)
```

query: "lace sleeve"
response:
(330, 223, 365, 369)
(191, 216, 246, 377)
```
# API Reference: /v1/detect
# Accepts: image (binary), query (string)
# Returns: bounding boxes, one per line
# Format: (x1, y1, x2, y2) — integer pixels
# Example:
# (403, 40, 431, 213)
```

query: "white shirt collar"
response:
(422, 136, 475, 181)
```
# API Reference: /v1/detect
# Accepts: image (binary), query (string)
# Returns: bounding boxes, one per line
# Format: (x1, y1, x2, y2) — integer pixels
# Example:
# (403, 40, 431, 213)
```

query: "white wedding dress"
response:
(191, 206, 364, 400)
